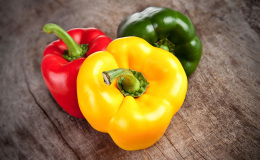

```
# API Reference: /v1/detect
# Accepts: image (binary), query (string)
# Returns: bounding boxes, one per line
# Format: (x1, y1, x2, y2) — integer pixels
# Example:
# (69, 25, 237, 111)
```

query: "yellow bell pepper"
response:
(77, 37, 187, 150)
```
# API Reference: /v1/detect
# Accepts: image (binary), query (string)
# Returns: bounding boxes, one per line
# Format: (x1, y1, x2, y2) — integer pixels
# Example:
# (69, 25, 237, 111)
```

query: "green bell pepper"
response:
(117, 7, 202, 77)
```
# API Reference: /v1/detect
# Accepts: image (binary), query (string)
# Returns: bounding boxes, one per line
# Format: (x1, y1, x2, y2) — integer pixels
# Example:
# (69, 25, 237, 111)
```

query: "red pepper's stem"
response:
(43, 23, 82, 58)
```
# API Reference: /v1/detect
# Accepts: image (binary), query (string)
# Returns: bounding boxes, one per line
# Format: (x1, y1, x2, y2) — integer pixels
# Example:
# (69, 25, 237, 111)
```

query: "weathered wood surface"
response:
(0, 0, 259, 159)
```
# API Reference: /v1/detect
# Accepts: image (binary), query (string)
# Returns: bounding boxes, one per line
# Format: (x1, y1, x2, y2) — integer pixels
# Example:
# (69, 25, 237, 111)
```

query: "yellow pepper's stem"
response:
(103, 68, 149, 97)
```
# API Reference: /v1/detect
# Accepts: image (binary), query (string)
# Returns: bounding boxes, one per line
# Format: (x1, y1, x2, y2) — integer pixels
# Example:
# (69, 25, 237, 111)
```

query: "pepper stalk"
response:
(103, 68, 149, 97)
(43, 23, 88, 61)
(154, 38, 175, 54)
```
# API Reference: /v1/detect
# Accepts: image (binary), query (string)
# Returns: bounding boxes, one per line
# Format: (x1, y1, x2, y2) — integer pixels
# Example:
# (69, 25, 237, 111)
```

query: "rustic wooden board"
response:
(0, 0, 259, 159)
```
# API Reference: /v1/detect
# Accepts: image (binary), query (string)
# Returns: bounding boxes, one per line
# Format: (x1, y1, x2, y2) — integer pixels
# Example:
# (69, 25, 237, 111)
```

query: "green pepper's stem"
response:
(154, 38, 175, 54)
(103, 68, 149, 97)
(43, 23, 83, 58)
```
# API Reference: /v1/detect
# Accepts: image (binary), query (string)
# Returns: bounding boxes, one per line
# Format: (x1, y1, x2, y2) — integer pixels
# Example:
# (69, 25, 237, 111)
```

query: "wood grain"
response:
(0, 0, 259, 159)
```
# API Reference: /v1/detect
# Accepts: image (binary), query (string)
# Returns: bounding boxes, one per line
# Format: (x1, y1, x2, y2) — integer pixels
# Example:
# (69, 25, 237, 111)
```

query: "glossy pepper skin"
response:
(117, 7, 202, 76)
(77, 37, 187, 150)
(42, 24, 112, 118)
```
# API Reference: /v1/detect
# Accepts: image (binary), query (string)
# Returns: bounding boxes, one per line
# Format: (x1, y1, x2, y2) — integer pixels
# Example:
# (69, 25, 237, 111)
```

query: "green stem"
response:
(103, 68, 149, 97)
(43, 23, 86, 60)
(103, 68, 140, 93)
(154, 38, 175, 54)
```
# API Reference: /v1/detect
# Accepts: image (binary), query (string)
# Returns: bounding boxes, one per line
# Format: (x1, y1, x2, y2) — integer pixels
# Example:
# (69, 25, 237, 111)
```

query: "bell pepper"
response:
(117, 7, 202, 76)
(41, 23, 112, 118)
(77, 37, 187, 150)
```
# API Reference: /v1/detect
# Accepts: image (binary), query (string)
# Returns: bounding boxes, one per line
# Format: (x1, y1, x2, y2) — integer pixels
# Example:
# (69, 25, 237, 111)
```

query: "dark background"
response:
(0, 0, 259, 159)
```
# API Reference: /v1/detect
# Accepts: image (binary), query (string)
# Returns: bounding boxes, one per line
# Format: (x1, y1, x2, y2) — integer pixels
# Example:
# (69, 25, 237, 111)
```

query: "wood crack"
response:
(144, 149, 153, 160)
(191, 146, 207, 160)
(22, 65, 80, 160)
(164, 134, 184, 159)
(177, 113, 196, 138)
(154, 144, 169, 159)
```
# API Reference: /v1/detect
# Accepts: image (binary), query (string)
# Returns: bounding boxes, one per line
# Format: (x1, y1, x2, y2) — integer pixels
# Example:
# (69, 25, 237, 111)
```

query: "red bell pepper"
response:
(41, 23, 112, 118)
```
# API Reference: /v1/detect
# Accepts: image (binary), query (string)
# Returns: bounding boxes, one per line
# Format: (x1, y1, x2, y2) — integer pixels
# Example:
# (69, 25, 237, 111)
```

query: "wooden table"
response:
(1, 0, 259, 159)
